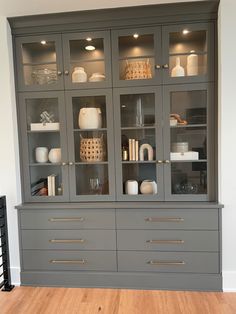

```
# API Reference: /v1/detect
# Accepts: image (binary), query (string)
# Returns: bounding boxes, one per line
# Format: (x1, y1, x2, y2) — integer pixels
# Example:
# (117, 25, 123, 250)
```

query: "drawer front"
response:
(22, 250, 117, 271)
(20, 209, 115, 229)
(117, 230, 218, 252)
(118, 251, 219, 273)
(116, 209, 218, 230)
(22, 230, 116, 250)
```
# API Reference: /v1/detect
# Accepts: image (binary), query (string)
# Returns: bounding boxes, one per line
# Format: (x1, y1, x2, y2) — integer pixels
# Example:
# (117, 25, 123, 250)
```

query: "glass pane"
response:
(22, 41, 58, 86)
(118, 34, 155, 81)
(75, 164, 109, 195)
(72, 96, 107, 130)
(171, 162, 207, 195)
(122, 163, 158, 195)
(120, 93, 155, 127)
(169, 30, 207, 77)
(69, 38, 106, 83)
(169, 90, 207, 162)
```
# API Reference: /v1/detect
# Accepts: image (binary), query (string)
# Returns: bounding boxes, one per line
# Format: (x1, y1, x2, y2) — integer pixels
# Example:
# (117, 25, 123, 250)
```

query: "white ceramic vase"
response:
(35, 147, 48, 163)
(125, 180, 138, 195)
(72, 67, 87, 83)
(48, 148, 61, 163)
(140, 180, 157, 194)
(171, 57, 185, 77)
(187, 54, 198, 76)
(78, 107, 102, 129)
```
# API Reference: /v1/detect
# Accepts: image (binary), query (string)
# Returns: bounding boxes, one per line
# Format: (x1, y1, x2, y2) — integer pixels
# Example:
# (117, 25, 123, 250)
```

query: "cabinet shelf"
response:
(169, 51, 207, 57)
(122, 160, 156, 164)
(170, 124, 207, 129)
(27, 130, 60, 133)
(70, 58, 105, 63)
(121, 126, 156, 130)
(29, 163, 61, 166)
(119, 55, 155, 61)
(23, 61, 57, 66)
(75, 161, 108, 165)
(73, 128, 107, 132)
(170, 159, 207, 163)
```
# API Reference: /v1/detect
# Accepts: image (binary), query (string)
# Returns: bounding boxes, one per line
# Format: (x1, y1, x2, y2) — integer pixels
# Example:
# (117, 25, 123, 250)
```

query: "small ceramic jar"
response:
(72, 67, 87, 83)
(48, 148, 61, 163)
(35, 147, 48, 163)
(78, 107, 102, 129)
(140, 180, 157, 194)
(125, 180, 138, 195)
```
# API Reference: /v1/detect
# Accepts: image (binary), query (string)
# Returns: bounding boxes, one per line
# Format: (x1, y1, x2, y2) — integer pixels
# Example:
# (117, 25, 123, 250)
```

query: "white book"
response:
(135, 140, 139, 161)
(51, 174, 56, 196)
(132, 139, 135, 161)
(47, 175, 52, 196)
(128, 139, 132, 161)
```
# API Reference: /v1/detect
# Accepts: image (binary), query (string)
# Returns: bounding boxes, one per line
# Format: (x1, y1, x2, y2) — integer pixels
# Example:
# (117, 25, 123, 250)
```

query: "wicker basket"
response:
(124, 59, 152, 80)
(80, 135, 105, 162)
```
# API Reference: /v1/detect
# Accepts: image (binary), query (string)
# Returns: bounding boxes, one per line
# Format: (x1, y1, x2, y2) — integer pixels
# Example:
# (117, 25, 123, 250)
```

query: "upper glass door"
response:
(15, 34, 64, 91)
(62, 31, 112, 89)
(66, 89, 115, 201)
(19, 91, 69, 202)
(112, 27, 162, 87)
(162, 23, 214, 84)
(163, 83, 214, 201)
(114, 86, 164, 201)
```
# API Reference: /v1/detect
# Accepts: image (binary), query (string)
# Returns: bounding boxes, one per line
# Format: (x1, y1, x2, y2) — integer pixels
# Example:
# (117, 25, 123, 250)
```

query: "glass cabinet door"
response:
(62, 31, 112, 89)
(162, 23, 214, 84)
(163, 84, 214, 201)
(19, 92, 69, 202)
(112, 27, 162, 87)
(114, 87, 164, 201)
(15, 35, 64, 91)
(66, 90, 115, 201)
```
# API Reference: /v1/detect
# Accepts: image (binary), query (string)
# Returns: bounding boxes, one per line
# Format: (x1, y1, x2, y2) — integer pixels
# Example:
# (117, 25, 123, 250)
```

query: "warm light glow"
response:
(133, 33, 139, 39)
(41, 40, 46, 45)
(182, 29, 190, 35)
(86, 37, 92, 41)
(190, 50, 195, 53)
(85, 45, 95, 51)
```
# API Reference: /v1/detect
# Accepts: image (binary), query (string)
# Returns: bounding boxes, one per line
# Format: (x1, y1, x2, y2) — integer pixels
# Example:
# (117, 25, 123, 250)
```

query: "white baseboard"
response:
(223, 271, 236, 291)
(10, 267, 20, 286)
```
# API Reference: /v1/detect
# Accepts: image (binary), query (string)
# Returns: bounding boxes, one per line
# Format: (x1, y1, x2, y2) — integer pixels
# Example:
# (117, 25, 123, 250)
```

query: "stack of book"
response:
(128, 139, 139, 161)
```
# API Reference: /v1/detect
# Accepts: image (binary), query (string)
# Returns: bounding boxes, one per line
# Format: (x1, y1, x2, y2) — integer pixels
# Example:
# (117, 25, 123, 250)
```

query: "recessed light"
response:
(190, 50, 195, 53)
(133, 33, 139, 39)
(85, 45, 95, 51)
(182, 29, 190, 35)
(86, 37, 92, 41)
(121, 105, 126, 108)
(40, 40, 46, 45)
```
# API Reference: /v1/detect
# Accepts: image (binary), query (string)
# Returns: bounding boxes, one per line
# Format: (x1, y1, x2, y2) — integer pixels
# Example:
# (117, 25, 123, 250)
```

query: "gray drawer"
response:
(118, 251, 219, 273)
(117, 230, 218, 251)
(116, 209, 218, 230)
(22, 230, 116, 250)
(20, 209, 115, 229)
(22, 250, 117, 271)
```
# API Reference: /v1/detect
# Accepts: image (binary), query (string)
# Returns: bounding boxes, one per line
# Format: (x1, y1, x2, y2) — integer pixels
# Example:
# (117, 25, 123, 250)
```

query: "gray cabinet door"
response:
(114, 86, 164, 201)
(65, 89, 116, 201)
(163, 83, 215, 201)
(162, 22, 214, 84)
(18, 91, 70, 202)
(62, 31, 112, 89)
(15, 34, 64, 92)
(112, 27, 162, 87)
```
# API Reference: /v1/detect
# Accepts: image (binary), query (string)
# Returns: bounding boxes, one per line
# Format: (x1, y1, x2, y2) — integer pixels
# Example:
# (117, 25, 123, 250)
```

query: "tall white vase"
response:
(171, 57, 185, 77)
(125, 180, 138, 195)
(78, 108, 102, 129)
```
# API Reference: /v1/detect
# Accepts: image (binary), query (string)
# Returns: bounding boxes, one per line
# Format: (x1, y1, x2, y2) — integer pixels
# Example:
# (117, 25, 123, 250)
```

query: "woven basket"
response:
(124, 59, 152, 80)
(80, 135, 105, 162)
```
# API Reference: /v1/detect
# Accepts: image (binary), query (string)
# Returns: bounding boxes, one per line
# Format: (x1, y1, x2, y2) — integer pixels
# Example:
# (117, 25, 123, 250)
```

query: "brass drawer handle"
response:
(147, 260, 185, 266)
(49, 239, 85, 243)
(145, 217, 184, 222)
(49, 217, 85, 222)
(50, 259, 86, 264)
(146, 239, 184, 244)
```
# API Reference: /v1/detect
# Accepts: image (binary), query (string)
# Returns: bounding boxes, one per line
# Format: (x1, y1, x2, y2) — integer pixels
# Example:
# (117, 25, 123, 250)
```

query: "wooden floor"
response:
(1, 287, 236, 314)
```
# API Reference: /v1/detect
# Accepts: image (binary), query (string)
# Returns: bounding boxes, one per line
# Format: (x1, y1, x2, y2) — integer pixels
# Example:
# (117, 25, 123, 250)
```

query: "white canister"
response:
(48, 148, 61, 163)
(78, 107, 102, 129)
(140, 180, 157, 194)
(35, 147, 48, 163)
(125, 180, 138, 195)
(72, 67, 87, 83)
(187, 54, 198, 76)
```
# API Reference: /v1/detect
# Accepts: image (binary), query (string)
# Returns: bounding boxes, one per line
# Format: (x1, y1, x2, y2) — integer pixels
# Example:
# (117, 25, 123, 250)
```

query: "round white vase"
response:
(35, 147, 48, 163)
(125, 180, 138, 195)
(78, 107, 102, 129)
(48, 148, 61, 163)
(140, 180, 157, 194)
(72, 67, 87, 83)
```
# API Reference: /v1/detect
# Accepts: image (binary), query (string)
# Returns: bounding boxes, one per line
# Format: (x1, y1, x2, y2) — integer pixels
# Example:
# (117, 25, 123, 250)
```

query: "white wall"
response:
(0, 0, 236, 290)
(219, 0, 236, 291)
(0, 16, 21, 284)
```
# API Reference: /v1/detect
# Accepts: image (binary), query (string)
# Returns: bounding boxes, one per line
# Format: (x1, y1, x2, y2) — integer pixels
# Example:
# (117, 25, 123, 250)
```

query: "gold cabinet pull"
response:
(50, 259, 86, 264)
(49, 239, 85, 243)
(49, 217, 84, 222)
(162, 64, 169, 69)
(145, 217, 184, 222)
(146, 239, 184, 244)
(147, 260, 185, 266)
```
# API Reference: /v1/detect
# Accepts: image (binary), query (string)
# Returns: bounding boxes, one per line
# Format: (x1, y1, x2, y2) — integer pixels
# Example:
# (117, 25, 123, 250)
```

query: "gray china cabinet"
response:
(10, 1, 223, 291)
